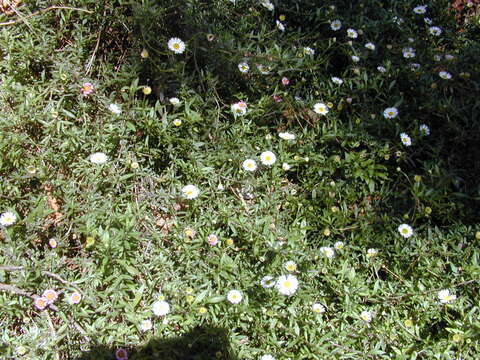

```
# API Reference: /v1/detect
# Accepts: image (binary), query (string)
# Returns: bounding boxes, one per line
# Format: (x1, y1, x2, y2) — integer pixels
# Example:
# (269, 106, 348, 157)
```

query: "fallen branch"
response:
(0, 5, 92, 27)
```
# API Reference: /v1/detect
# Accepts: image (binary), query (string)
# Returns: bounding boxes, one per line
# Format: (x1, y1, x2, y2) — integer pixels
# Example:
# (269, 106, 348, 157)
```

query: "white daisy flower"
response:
(429, 26, 442, 36)
(347, 28, 358, 39)
(330, 20, 342, 31)
(260, 355, 275, 360)
(0, 211, 17, 227)
(320, 246, 335, 258)
(445, 54, 455, 61)
(276, 20, 285, 32)
(169, 97, 181, 106)
(108, 103, 122, 114)
(312, 303, 325, 313)
(231, 101, 248, 116)
(152, 300, 170, 316)
(402, 47, 416, 58)
(424, 17, 432, 24)
(257, 64, 271, 75)
(439, 71, 452, 80)
(276, 274, 299, 296)
(89, 152, 108, 164)
(419, 124, 430, 136)
(331, 76, 343, 85)
(260, 276, 276, 288)
(377, 66, 386, 73)
(438, 289, 457, 304)
(260, 151, 276, 166)
(284, 261, 297, 272)
(282, 162, 291, 171)
(351, 55, 360, 62)
(167, 37, 186, 54)
(365, 42, 375, 50)
(260, 0, 274, 11)
(410, 63, 421, 71)
(360, 310, 373, 322)
(413, 5, 427, 14)
(140, 319, 153, 331)
(366, 248, 378, 258)
(238, 62, 250, 73)
(182, 184, 200, 199)
(334, 241, 344, 250)
(433, 54, 442, 62)
(383, 107, 398, 119)
(313, 102, 329, 115)
(398, 224, 413, 238)
(278, 132, 295, 140)
(242, 159, 257, 172)
(303, 47, 315, 55)
(400, 133, 412, 146)
(227, 289, 242, 304)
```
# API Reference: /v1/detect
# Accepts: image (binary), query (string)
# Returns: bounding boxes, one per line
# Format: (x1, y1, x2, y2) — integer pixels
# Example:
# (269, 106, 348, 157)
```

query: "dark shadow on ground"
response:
(75, 326, 237, 360)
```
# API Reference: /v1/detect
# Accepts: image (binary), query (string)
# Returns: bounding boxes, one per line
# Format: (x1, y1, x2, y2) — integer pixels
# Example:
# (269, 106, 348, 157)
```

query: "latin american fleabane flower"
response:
(400, 133, 412, 146)
(69, 292, 82, 304)
(330, 20, 342, 31)
(398, 224, 413, 238)
(366, 248, 378, 258)
(303, 47, 315, 55)
(80, 82, 94, 96)
(413, 5, 427, 14)
(0, 211, 16, 227)
(167, 37, 186, 54)
(365, 42, 375, 50)
(231, 101, 247, 116)
(438, 289, 457, 304)
(260, 355, 275, 360)
(109, 103, 122, 114)
(260, 151, 276, 166)
(115, 348, 128, 360)
(152, 300, 170, 316)
(360, 310, 373, 322)
(260, 276, 276, 288)
(439, 71, 452, 80)
(312, 303, 325, 313)
(89, 152, 108, 164)
(238, 62, 250, 73)
(313, 102, 329, 115)
(276, 274, 299, 295)
(429, 26, 442, 36)
(331, 76, 343, 85)
(278, 132, 295, 140)
(320, 246, 335, 258)
(347, 28, 358, 39)
(182, 185, 200, 199)
(227, 289, 242, 304)
(242, 159, 257, 171)
(284, 261, 297, 272)
(402, 47, 416, 58)
(42, 289, 58, 304)
(419, 124, 430, 136)
(383, 107, 398, 119)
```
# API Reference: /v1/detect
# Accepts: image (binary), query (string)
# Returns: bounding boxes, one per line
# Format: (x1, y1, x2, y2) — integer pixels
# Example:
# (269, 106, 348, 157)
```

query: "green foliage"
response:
(0, 0, 479, 359)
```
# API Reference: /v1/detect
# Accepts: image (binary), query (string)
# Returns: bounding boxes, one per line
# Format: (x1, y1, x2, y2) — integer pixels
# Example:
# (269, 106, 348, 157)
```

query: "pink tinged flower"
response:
(281, 77, 290, 86)
(80, 82, 94, 96)
(70, 292, 82, 304)
(42, 289, 58, 304)
(49, 238, 58, 248)
(115, 348, 128, 360)
(207, 234, 219, 246)
(273, 95, 283, 103)
(34, 297, 48, 310)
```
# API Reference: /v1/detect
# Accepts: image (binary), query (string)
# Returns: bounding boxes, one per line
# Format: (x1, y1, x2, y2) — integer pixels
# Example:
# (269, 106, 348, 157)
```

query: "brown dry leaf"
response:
(0, 0, 22, 15)
(43, 184, 63, 229)
(155, 215, 174, 235)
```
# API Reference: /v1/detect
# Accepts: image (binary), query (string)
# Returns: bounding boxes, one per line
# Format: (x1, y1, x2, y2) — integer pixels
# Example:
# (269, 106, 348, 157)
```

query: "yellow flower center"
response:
(173, 43, 180, 49)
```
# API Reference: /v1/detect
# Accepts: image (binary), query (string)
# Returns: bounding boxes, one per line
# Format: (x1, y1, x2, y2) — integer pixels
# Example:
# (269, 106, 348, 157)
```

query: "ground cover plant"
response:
(1, 0, 480, 359)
